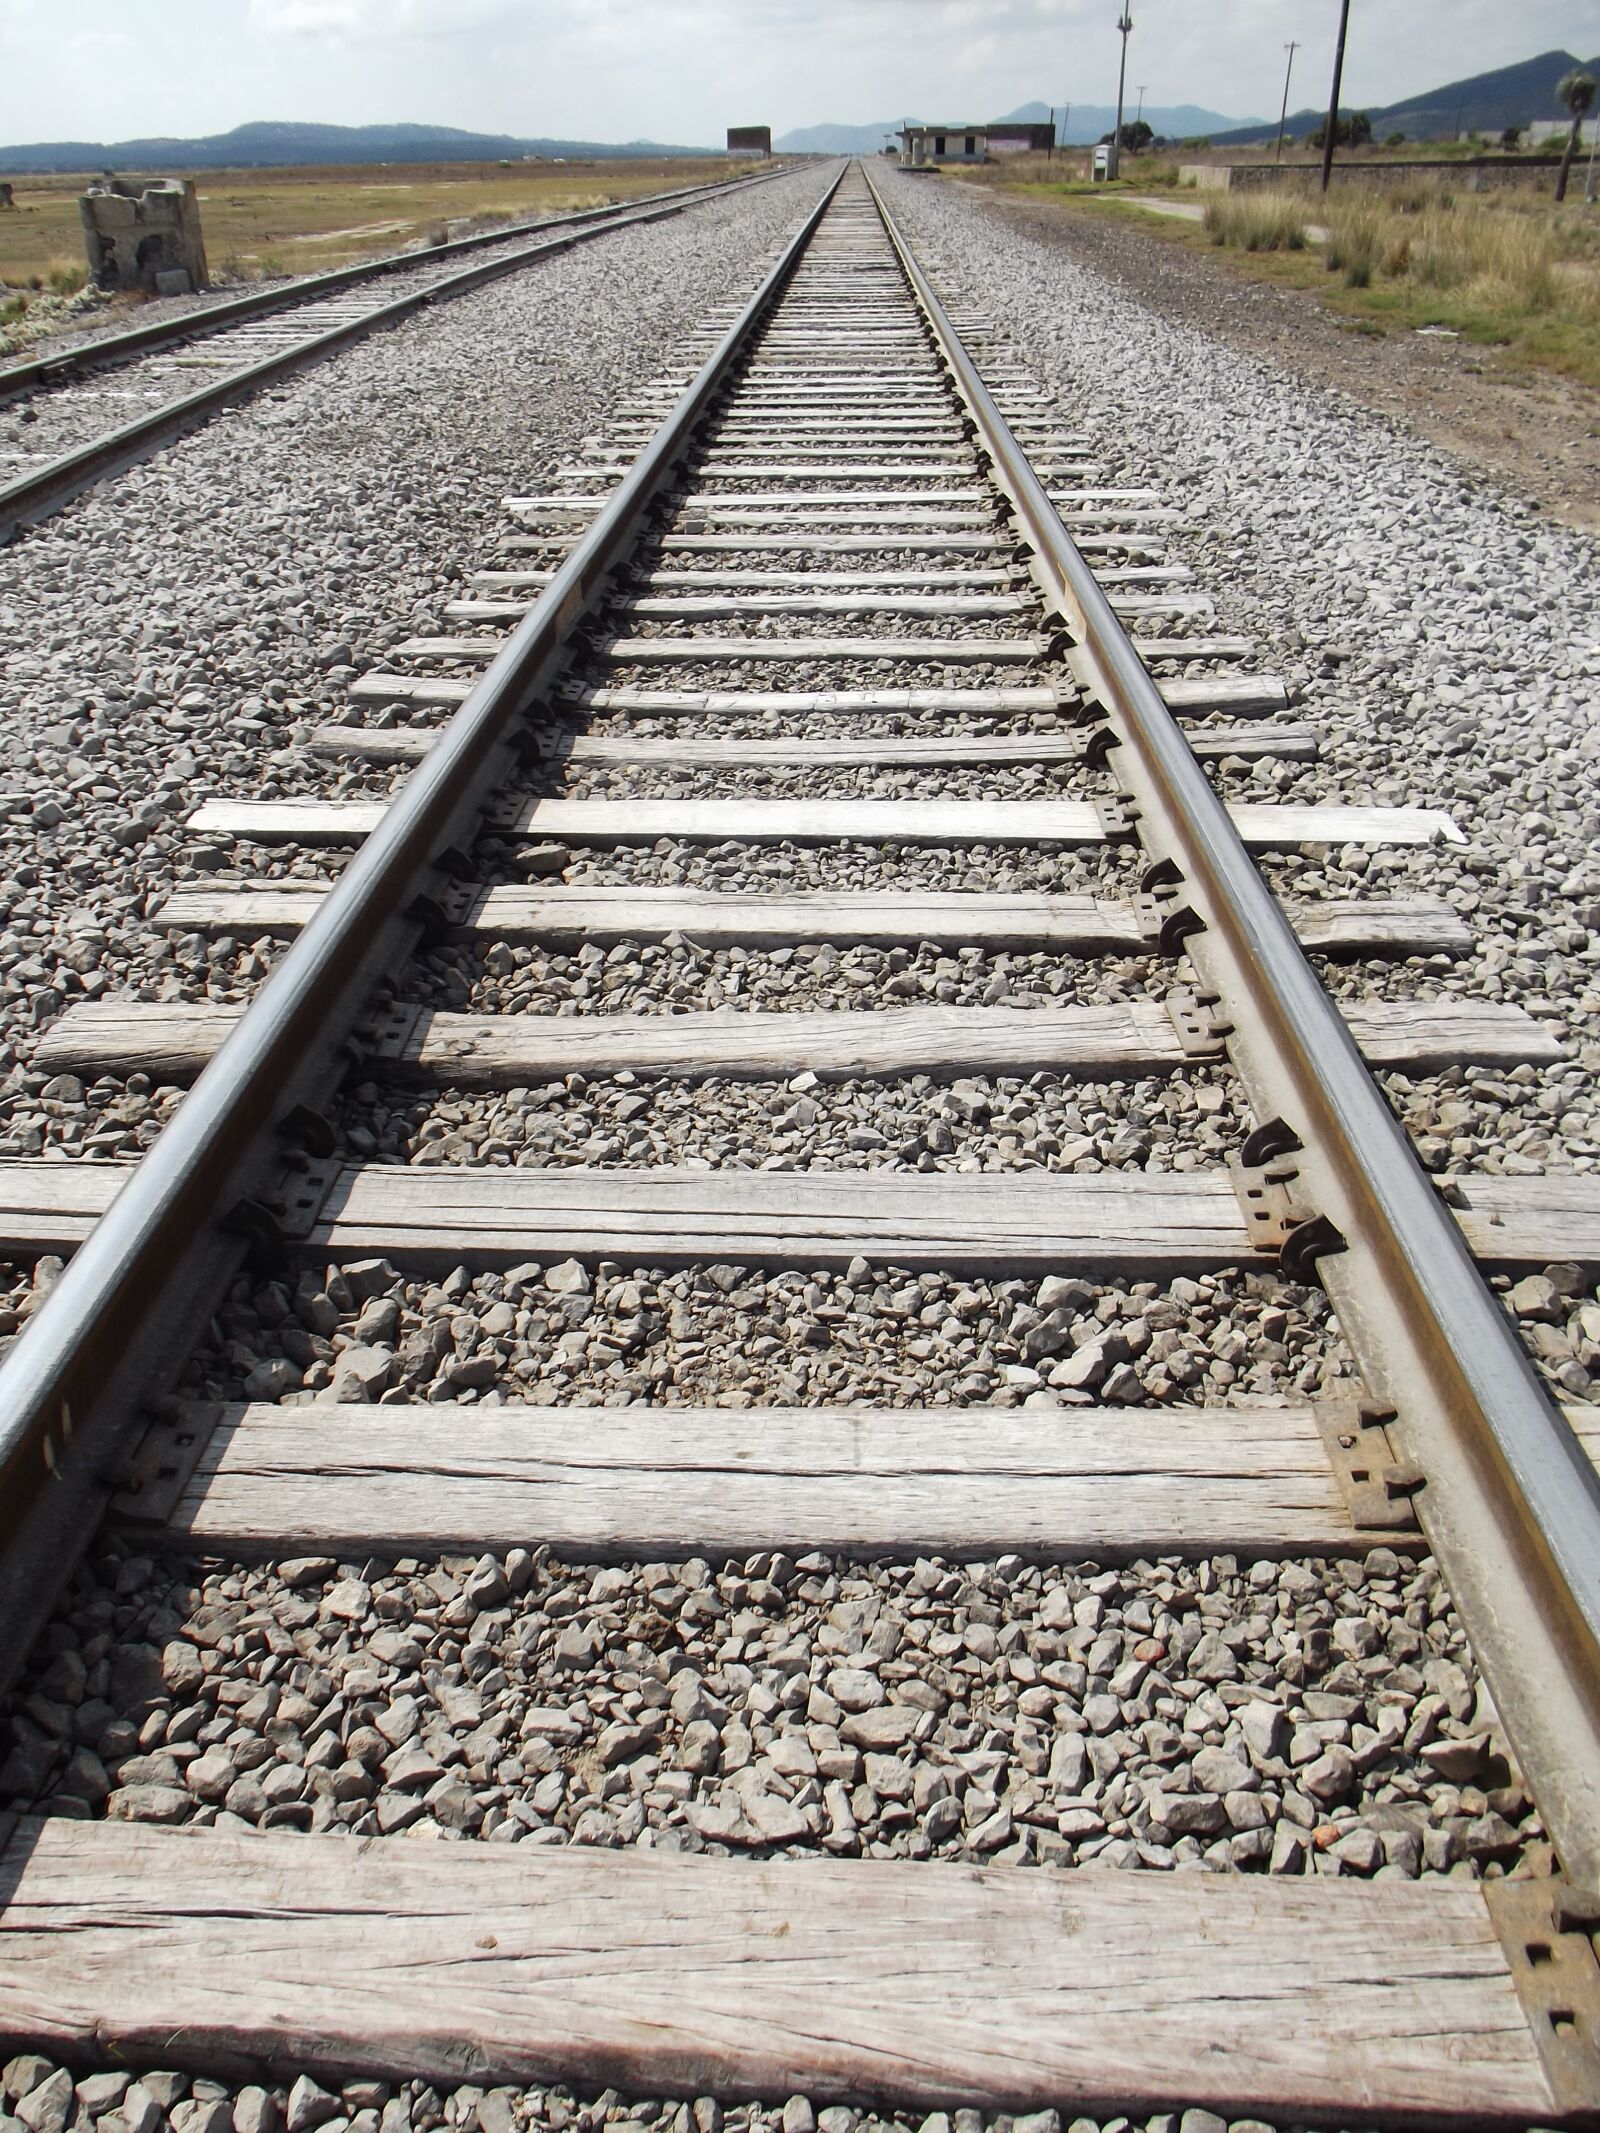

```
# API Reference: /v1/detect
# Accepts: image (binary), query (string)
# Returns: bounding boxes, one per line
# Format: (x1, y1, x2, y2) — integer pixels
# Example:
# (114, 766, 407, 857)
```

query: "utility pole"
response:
(1320, 0, 1351, 194)
(1135, 84, 1146, 128)
(1275, 41, 1299, 161)
(1111, 10, 1133, 177)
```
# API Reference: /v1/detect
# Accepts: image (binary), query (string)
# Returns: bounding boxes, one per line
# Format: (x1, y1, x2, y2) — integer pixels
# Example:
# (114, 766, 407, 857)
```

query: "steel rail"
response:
(864, 161, 1600, 1892)
(0, 164, 842, 1697)
(0, 164, 791, 404)
(0, 164, 810, 546)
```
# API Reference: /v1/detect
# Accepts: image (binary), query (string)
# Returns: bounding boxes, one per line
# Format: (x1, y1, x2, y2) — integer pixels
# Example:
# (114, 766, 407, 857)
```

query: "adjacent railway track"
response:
(0, 162, 792, 544)
(0, 159, 1597, 2127)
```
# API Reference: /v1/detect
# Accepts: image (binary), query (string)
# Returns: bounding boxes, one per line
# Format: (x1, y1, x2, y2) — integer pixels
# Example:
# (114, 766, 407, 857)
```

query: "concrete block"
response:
(80, 176, 209, 294)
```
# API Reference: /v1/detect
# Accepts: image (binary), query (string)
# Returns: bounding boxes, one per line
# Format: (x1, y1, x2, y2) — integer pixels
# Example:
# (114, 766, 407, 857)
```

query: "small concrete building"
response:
(80, 176, 209, 296)
(898, 125, 987, 167)
(727, 126, 772, 158)
(897, 121, 1053, 167)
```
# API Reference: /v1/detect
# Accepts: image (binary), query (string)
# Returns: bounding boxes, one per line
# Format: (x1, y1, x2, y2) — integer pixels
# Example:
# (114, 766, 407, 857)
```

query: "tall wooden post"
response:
(1320, 0, 1351, 194)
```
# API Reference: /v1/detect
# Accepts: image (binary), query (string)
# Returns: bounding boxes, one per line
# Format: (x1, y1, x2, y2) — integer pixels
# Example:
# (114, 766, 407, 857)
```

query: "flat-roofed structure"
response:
(727, 126, 772, 158)
(898, 121, 1054, 167)
(899, 125, 985, 166)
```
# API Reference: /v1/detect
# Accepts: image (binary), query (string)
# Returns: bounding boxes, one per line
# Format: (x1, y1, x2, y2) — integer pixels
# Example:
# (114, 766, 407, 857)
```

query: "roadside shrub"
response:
(1204, 191, 1308, 252)
(1383, 233, 1413, 277)
(1409, 202, 1558, 311)
(1456, 207, 1557, 312)
(1389, 179, 1451, 215)
(1322, 199, 1384, 285)
(45, 259, 87, 296)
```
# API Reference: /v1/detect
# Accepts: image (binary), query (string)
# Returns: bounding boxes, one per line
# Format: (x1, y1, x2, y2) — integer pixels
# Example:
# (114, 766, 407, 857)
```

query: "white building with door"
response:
(897, 125, 987, 166)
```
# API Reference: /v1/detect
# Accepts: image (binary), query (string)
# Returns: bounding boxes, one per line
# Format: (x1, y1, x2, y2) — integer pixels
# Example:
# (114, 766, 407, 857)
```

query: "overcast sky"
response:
(2, 0, 1595, 146)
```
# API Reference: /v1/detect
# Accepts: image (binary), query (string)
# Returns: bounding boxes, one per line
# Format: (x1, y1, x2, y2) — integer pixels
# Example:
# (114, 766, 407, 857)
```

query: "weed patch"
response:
(1204, 192, 1307, 252)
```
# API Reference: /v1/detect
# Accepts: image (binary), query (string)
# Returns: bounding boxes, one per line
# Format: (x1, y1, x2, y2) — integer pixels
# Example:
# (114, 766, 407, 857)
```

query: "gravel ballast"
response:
(0, 2055, 1365, 2133)
(0, 165, 829, 1104)
(877, 166, 1600, 1159)
(0, 164, 1580, 2128)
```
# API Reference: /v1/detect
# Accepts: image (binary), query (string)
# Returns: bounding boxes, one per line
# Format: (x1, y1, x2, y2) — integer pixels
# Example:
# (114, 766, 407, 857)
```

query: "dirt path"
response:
(981, 189, 1600, 534)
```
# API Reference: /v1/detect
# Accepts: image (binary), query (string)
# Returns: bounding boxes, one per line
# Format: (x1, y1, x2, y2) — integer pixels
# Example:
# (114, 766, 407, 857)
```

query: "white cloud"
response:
(2, 0, 1596, 151)
(247, 0, 524, 39)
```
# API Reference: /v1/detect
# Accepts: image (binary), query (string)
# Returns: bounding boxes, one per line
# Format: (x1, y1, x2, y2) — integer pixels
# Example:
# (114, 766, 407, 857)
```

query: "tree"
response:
(1500, 124, 1523, 150)
(1555, 69, 1597, 201)
(1099, 119, 1153, 152)
(1310, 109, 1371, 149)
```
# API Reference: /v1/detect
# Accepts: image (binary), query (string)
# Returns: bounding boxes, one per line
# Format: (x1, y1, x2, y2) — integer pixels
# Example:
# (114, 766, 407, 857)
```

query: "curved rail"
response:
(864, 160, 1600, 1892)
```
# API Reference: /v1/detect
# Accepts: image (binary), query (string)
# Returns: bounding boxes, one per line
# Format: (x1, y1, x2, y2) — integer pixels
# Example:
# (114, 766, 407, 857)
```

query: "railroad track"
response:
(0, 162, 794, 543)
(0, 158, 1597, 2126)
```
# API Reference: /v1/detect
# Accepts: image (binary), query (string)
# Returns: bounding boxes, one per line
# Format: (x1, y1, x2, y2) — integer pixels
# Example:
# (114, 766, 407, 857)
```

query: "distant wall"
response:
(1527, 118, 1598, 147)
(1180, 156, 1570, 195)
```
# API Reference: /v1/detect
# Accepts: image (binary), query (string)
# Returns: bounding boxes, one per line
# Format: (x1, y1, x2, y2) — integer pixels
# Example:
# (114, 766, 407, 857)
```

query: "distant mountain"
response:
(776, 99, 1258, 156)
(994, 100, 1263, 145)
(777, 120, 905, 156)
(0, 118, 714, 175)
(1209, 49, 1600, 146)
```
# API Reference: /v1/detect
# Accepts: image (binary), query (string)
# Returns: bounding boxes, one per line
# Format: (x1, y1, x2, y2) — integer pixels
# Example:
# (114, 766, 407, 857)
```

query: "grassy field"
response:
(960, 153, 1600, 392)
(0, 156, 740, 292)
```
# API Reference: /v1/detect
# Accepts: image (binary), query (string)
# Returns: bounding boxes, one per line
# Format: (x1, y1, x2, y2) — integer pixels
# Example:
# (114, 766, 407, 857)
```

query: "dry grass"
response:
(43, 257, 87, 296)
(0, 157, 737, 291)
(1320, 197, 1387, 286)
(1194, 180, 1600, 370)
(989, 154, 1600, 390)
(1203, 191, 1308, 252)
(1313, 188, 1595, 317)
(948, 149, 1094, 188)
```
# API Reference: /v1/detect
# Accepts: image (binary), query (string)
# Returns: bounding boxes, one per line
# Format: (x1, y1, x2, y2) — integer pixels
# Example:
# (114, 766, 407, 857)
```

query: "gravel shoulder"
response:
(963, 183, 1600, 535)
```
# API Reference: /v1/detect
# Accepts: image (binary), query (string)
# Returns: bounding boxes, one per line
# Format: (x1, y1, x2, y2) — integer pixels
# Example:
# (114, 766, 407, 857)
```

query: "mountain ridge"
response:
(1209, 49, 1600, 145)
(0, 118, 714, 176)
(780, 48, 1600, 157)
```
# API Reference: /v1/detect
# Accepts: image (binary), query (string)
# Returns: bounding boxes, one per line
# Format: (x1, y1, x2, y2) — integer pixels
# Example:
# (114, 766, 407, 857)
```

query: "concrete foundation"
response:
(80, 178, 209, 295)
